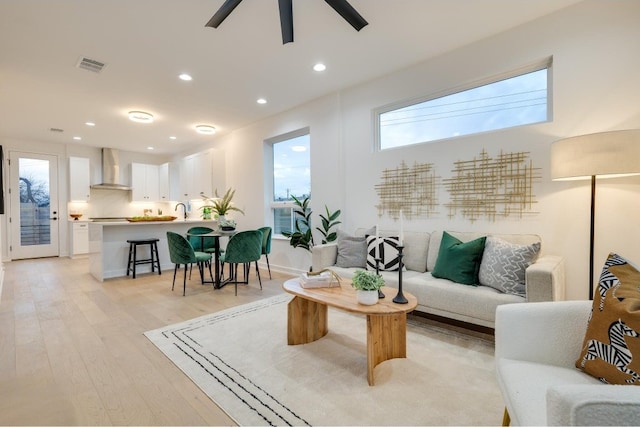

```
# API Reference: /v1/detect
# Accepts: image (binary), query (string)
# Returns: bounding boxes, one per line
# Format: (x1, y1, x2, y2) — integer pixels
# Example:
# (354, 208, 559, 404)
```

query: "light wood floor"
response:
(0, 256, 291, 426)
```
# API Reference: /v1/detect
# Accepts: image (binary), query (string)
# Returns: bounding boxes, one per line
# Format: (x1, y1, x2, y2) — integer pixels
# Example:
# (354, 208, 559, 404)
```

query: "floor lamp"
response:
(551, 129, 640, 300)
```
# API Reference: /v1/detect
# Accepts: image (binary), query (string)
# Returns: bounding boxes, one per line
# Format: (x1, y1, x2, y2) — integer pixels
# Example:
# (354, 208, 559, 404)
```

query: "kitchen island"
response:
(89, 219, 221, 281)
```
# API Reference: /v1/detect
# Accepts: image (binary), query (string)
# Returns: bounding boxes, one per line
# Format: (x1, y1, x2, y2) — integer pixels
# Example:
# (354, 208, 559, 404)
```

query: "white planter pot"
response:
(356, 290, 379, 305)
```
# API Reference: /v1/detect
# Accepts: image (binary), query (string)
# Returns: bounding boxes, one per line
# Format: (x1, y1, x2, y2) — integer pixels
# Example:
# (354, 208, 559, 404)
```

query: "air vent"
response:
(50, 127, 64, 133)
(76, 56, 106, 73)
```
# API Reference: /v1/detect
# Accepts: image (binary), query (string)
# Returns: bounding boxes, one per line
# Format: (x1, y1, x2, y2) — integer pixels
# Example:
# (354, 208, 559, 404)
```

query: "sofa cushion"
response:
(366, 236, 401, 271)
(335, 230, 367, 268)
(479, 236, 541, 297)
(431, 231, 486, 285)
(575, 253, 640, 385)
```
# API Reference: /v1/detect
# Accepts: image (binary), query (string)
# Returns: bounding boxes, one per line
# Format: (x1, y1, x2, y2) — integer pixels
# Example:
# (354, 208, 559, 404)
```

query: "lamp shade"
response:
(551, 129, 640, 180)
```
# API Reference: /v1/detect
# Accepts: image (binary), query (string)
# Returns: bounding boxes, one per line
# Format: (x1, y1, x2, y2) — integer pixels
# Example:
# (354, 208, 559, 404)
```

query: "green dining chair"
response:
(166, 231, 213, 296)
(187, 226, 215, 251)
(219, 229, 263, 296)
(258, 226, 272, 279)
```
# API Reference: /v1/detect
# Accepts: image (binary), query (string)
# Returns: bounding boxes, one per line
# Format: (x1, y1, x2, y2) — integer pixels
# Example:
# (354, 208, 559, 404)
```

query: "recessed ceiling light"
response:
(73, 136, 82, 141)
(128, 111, 154, 123)
(257, 98, 267, 105)
(147, 146, 154, 150)
(85, 121, 96, 127)
(179, 73, 193, 81)
(195, 125, 216, 135)
(313, 63, 326, 72)
(169, 136, 177, 140)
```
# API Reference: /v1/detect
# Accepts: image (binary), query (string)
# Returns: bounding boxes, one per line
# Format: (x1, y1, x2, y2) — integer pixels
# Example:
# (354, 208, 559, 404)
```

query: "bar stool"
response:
(126, 238, 161, 278)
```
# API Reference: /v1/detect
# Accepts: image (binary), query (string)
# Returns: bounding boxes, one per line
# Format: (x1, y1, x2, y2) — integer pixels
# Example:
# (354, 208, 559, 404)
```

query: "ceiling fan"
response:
(205, 0, 368, 44)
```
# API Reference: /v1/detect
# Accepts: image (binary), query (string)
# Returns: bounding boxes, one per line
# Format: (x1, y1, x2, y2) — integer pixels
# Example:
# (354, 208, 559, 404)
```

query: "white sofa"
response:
(312, 229, 565, 328)
(495, 301, 640, 425)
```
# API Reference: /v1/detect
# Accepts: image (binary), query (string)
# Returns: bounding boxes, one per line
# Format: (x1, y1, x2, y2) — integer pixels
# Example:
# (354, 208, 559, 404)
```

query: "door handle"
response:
(50, 217, 58, 220)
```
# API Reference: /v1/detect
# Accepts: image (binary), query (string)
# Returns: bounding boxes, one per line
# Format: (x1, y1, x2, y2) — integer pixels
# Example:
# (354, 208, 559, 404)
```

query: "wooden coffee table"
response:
(282, 278, 417, 386)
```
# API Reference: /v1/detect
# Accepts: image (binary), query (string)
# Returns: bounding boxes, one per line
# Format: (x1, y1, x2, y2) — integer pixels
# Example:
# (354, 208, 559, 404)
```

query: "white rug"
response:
(145, 294, 504, 426)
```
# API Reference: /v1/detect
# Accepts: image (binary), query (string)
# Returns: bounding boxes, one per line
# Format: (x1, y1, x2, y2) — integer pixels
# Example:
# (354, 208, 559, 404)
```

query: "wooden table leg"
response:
(287, 296, 328, 345)
(366, 312, 407, 386)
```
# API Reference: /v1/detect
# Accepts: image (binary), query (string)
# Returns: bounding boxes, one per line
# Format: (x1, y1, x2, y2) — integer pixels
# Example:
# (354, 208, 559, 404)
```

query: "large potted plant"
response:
(281, 195, 341, 252)
(351, 270, 384, 305)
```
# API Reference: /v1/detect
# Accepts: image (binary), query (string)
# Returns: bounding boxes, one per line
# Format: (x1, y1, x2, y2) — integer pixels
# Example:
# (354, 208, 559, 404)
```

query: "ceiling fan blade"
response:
(324, 0, 368, 31)
(205, 0, 244, 28)
(278, 0, 294, 44)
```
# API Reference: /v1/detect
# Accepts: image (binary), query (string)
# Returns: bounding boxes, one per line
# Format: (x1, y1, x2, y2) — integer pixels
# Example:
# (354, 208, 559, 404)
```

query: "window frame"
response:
(374, 58, 553, 150)
(265, 127, 311, 237)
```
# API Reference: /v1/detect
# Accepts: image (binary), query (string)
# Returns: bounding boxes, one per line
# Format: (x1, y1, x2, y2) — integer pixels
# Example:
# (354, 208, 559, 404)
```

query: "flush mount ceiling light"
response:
(195, 125, 216, 135)
(179, 73, 193, 81)
(257, 98, 267, 104)
(128, 111, 154, 123)
(313, 63, 326, 72)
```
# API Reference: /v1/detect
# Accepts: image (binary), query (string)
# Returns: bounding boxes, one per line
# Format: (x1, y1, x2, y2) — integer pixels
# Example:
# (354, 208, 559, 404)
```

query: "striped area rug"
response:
(145, 294, 502, 426)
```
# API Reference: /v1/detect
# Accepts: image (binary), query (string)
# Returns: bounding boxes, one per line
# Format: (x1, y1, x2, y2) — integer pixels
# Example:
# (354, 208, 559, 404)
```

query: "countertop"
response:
(89, 218, 218, 226)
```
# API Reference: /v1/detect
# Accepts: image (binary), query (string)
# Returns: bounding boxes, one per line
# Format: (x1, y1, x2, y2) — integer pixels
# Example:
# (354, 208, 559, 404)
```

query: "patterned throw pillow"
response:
(478, 236, 541, 297)
(365, 236, 401, 271)
(575, 253, 640, 385)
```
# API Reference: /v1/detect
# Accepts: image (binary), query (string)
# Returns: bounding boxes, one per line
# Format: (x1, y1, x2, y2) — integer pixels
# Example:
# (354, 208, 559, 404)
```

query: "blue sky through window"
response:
(379, 68, 549, 149)
(273, 133, 310, 201)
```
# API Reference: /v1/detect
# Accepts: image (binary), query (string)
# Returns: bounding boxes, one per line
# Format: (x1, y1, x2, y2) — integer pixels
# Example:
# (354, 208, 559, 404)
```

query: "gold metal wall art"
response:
(374, 161, 439, 219)
(443, 149, 540, 222)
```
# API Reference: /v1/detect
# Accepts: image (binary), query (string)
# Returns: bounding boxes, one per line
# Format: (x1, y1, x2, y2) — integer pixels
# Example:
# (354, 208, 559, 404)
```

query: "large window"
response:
(376, 60, 551, 150)
(268, 129, 310, 235)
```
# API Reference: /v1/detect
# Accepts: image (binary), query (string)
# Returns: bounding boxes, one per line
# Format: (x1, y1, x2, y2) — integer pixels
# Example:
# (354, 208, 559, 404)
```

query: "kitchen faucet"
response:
(175, 202, 187, 220)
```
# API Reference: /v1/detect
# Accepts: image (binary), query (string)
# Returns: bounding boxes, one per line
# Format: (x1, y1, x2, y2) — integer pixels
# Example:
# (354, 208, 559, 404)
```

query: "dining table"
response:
(185, 229, 236, 289)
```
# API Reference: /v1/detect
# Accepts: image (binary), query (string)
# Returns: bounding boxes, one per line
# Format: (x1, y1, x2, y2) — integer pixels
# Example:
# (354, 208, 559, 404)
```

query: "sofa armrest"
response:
(495, 301, 591, 368)
(312, 243, 338, 272)
(526, 255, 566, 301)
(547, 384, 640, 426)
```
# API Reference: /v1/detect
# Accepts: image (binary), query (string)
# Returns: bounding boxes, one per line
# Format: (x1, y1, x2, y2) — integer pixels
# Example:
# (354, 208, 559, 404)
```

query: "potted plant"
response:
(281, 195, 341, 252)
(351, 270, 384, 305)
(201, 188, 245, 221)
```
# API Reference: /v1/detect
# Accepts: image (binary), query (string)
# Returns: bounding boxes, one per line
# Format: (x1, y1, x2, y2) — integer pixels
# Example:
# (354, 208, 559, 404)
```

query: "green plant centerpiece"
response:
(281, 195, 341, 253)
(351, 269, 384, 305)
(200, 188, 245, 224)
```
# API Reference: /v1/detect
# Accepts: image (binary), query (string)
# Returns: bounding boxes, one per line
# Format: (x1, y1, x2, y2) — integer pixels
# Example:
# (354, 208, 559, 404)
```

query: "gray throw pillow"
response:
(336, 231, 367, 268)
(478, 236, 541, 296)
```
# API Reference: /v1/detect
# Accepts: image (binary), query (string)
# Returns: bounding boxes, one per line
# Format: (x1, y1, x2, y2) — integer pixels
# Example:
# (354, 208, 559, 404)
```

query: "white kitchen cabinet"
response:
(69, 156, 90, 202)
(158, 162, 171, 201)
(70, 221, 89, 258)
(131, 163, 159, 202)
(179, 150, 212, 200)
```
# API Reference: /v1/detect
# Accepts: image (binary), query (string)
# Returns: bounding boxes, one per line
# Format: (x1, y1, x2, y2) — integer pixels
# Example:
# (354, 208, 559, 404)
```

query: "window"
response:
(267, 129, 310, 235)
(376, 60, 551, 150)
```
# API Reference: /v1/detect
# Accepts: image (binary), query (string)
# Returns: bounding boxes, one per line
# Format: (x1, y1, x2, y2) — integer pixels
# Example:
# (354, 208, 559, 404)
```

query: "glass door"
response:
(9, 152, 59, 259)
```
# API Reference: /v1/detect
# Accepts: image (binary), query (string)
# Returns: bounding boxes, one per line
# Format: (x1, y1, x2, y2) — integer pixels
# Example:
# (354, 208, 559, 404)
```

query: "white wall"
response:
(215, 0, 640, 299)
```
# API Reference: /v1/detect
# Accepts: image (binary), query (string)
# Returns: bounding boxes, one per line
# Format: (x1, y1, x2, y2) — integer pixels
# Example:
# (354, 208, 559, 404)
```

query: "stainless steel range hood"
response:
(90, 148, 132, 190)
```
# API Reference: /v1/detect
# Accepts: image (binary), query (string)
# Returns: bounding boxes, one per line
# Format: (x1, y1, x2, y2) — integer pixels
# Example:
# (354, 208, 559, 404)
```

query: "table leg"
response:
(287, 296, 328, 345)
(213, 236, 221, 288)
(366, 312, 407, 386)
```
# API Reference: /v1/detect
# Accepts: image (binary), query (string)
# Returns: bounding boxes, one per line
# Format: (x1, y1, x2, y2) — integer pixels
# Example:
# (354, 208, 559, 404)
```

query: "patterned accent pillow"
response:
(575, 253, 640, 385)
(478, 236, 541, 296)
(365, 236, 401, 271)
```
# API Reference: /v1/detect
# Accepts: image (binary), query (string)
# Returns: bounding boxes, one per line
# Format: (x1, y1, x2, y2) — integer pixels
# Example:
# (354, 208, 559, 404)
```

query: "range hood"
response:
(90, 148, 132, 190)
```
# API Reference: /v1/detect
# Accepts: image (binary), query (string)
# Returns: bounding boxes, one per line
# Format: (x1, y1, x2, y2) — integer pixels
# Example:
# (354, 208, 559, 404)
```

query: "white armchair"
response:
(495, 301, 640, 426)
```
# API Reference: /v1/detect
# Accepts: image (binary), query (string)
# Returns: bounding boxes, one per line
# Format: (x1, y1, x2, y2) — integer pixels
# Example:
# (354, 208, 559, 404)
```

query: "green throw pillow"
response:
(431, 232, 486, 285)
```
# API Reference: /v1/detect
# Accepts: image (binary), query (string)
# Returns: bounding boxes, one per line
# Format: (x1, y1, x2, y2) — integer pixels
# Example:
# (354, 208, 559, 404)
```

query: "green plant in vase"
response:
(351, 270, 385, 305)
